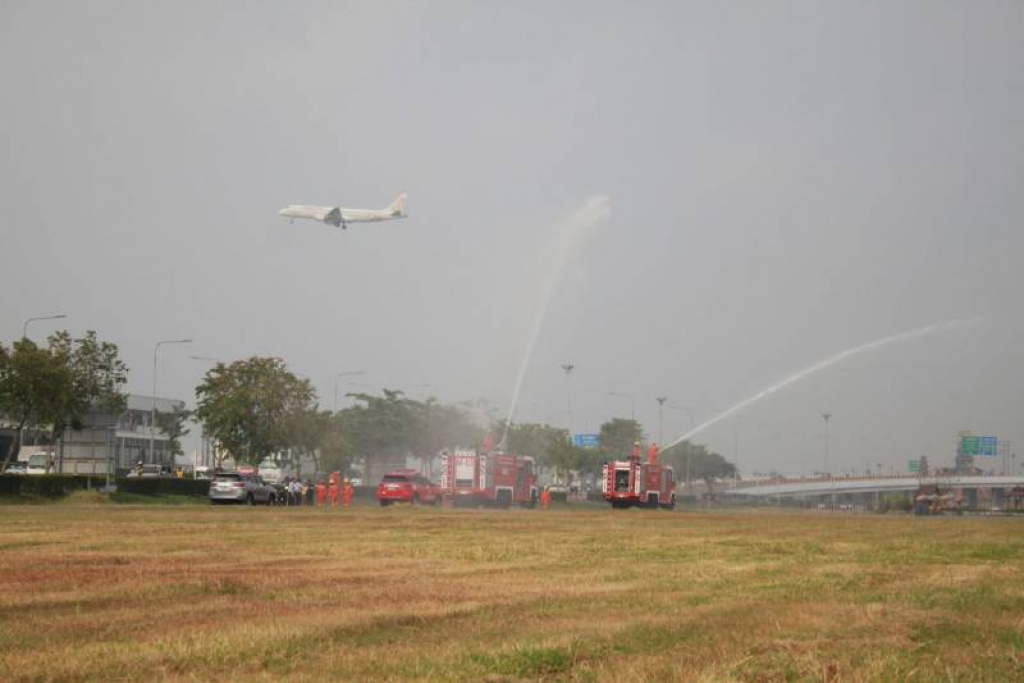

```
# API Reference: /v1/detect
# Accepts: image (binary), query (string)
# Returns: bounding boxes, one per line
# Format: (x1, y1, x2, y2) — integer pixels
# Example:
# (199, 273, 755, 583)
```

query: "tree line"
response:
(2, 334, 736, 483)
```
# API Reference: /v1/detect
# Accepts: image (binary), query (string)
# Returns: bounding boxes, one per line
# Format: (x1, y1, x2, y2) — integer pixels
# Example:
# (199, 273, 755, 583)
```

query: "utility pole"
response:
(656, 397, 667, 445)
(822, 413, 832, 476)
(560, 363, 574, 438)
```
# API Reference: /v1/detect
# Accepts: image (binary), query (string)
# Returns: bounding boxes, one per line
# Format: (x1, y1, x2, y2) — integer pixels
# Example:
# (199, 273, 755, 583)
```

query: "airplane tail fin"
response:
(388, 192, 408, 217)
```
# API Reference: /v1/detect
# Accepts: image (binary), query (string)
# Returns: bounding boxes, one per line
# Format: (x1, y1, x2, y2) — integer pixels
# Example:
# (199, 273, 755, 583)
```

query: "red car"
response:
(376, 469, 442, 506)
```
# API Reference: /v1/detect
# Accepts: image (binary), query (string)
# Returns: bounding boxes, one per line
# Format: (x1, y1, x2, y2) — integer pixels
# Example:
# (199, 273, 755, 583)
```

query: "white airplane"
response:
(278, 193, 408, 230)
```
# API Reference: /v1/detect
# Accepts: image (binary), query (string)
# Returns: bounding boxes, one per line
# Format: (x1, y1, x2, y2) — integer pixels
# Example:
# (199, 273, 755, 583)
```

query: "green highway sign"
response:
(961, 435, 999, 457)
(908, 460, 920, 472)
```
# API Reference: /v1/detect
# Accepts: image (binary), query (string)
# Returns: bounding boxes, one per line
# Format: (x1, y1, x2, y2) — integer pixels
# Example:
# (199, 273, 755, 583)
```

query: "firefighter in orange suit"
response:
(315, 480, 327, 507)
(540, 487, 552, 510)
(343, 478, 354, 508)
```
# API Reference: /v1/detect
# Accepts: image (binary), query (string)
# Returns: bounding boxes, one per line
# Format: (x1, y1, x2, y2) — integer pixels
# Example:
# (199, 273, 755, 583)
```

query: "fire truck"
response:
(602, 443, 676, 509)
(440, 448, 539, 508)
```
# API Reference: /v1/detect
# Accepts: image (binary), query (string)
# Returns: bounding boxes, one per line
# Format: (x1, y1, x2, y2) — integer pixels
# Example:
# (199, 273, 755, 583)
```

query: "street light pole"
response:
(151, 339, 191, 468)
(560, 363, 574, 437)
(656, 397, 667, 444)
(822, 413, 832, 476)
(669, 405, 696, 494)
(333, 371, 366, 412)
(22, 314, 67, 339)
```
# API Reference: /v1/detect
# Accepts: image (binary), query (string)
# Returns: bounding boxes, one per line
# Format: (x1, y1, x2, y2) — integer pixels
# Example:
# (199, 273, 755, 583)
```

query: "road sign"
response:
(962, 435, 998, 457)
(962, 436, 980, 456)
(572, 434, 600, 449)
(908, 460, 920, 473)
(980, 436, 998, 457)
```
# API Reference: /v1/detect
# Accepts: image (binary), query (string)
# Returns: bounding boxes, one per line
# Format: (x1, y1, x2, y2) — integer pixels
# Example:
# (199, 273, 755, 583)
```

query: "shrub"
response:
(0, 474, 92, 497)
(115, 478, 210, 497)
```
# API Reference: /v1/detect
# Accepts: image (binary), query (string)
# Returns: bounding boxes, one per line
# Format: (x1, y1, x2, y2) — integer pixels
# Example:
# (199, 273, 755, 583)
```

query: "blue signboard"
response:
(980, 436, 998, 457)
(572, 434, 600, 449)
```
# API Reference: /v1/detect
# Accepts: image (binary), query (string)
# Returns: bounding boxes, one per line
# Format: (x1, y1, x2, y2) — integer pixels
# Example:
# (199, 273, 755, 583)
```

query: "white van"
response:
(257, 459, 295, 485)
(26, 453, 53, 475)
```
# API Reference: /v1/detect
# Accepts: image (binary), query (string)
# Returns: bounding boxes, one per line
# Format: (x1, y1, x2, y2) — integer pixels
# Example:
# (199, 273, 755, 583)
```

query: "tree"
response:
(662, 440, 736, 500)
(195, 357, 316, 466)
(338, 389, 422, 469)
(0, 331, 128, 473)
(0, 339, 63, 472)
(597, 418, 645, 461)
(155, 406, 191, 461)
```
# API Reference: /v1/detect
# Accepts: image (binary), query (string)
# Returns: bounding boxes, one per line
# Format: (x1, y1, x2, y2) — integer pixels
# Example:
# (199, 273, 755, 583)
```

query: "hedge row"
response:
(0, 475, 211, 498)
(115, 478, 210, 496)
(0, 474, 93, 497)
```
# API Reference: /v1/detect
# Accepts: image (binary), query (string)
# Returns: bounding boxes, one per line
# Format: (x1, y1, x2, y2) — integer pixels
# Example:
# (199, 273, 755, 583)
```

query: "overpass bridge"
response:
(729, 475, 1024, 498)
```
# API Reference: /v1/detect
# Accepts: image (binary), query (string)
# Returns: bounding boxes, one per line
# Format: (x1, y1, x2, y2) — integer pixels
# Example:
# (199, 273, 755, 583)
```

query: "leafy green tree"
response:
(155, 406, 191, 461)
(0, 339, 63, 471)
(0, 332, 127, 473)
(498, 422, 563, 460)
(195, 357, 316, 466)
(662, 440, 736, 499)
(597, 418, 644, 461)
(338, 389, 422, 466)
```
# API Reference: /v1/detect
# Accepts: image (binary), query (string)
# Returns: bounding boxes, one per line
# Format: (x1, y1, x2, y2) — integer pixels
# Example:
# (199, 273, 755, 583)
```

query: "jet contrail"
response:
(661, 317, 981, 452)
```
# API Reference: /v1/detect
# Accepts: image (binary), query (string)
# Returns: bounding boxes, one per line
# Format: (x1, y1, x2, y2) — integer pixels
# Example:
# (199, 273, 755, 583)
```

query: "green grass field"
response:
(1, 505, 1022, 681)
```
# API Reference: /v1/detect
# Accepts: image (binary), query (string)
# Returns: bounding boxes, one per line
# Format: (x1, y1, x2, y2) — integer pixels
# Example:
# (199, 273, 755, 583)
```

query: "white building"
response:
(2, 394, 186, 475)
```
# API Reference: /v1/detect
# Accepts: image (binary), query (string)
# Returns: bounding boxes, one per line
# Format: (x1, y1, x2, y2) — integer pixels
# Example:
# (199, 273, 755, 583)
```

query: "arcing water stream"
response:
(498, 195, 611, 448)
(661, 318, 980, 452)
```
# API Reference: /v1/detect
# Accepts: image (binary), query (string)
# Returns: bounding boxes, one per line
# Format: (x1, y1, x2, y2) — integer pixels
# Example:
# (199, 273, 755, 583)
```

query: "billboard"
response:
(962, 436, 998, 457)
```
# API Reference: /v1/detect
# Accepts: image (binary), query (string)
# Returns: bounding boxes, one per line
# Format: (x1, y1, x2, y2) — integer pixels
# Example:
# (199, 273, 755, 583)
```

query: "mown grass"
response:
(0, 506, 1022, 681)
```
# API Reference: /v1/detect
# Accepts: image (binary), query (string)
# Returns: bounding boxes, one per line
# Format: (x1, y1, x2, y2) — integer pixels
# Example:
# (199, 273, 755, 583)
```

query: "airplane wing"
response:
(279, 205, 342, 227)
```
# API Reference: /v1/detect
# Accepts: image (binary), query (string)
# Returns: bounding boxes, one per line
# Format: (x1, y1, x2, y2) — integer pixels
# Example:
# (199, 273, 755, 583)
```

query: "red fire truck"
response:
(602, 443, 676, 509)
(440, 448, 539, 508)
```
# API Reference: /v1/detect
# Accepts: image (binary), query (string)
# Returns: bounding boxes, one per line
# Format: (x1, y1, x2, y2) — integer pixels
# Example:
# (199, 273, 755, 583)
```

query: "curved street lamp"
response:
(150, 339, 192, 466)
(22, 314, 67, 339)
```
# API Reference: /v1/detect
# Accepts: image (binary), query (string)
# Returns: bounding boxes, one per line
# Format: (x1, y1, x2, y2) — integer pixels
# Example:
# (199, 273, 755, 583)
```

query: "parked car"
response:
(208, 472, 277, 505)
(127, 463, 165, 478)
(26, 453, 53, 475)
(257, 459, 295, 485)
(376, 469, 442, 506)
(3, 462, 28, 475)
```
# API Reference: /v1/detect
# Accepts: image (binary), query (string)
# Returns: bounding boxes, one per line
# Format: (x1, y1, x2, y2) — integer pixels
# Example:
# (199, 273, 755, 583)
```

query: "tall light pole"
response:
(669, 405, 696, 494)
(151, 339, 191, 467)
(560, 363, 574, 437)
(608, 391, 635, 421)
(656, 397, 667, 444)
(22, 314, 67, 339)
(333, 371, 366, 412)
(822, 413, 832, 476)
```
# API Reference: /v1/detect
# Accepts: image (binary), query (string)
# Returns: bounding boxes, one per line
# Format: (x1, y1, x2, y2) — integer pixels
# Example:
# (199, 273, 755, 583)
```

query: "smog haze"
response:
(1, 1, 1021, 475)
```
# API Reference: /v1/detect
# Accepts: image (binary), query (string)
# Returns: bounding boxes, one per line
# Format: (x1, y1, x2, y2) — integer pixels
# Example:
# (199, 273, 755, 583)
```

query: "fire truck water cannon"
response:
(601, 441, 676, 509)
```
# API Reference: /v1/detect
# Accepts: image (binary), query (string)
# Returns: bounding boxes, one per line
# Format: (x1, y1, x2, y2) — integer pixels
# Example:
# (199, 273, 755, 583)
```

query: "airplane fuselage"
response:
(278, 193, 407, 229)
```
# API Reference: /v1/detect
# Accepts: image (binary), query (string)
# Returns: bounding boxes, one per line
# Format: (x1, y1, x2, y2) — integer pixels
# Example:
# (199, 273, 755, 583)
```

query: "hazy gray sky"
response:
(2, 1, 1021, 475)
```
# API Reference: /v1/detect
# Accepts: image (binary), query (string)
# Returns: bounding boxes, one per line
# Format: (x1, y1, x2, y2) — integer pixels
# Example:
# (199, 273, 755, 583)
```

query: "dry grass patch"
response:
(0, 506, 1022, 680)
